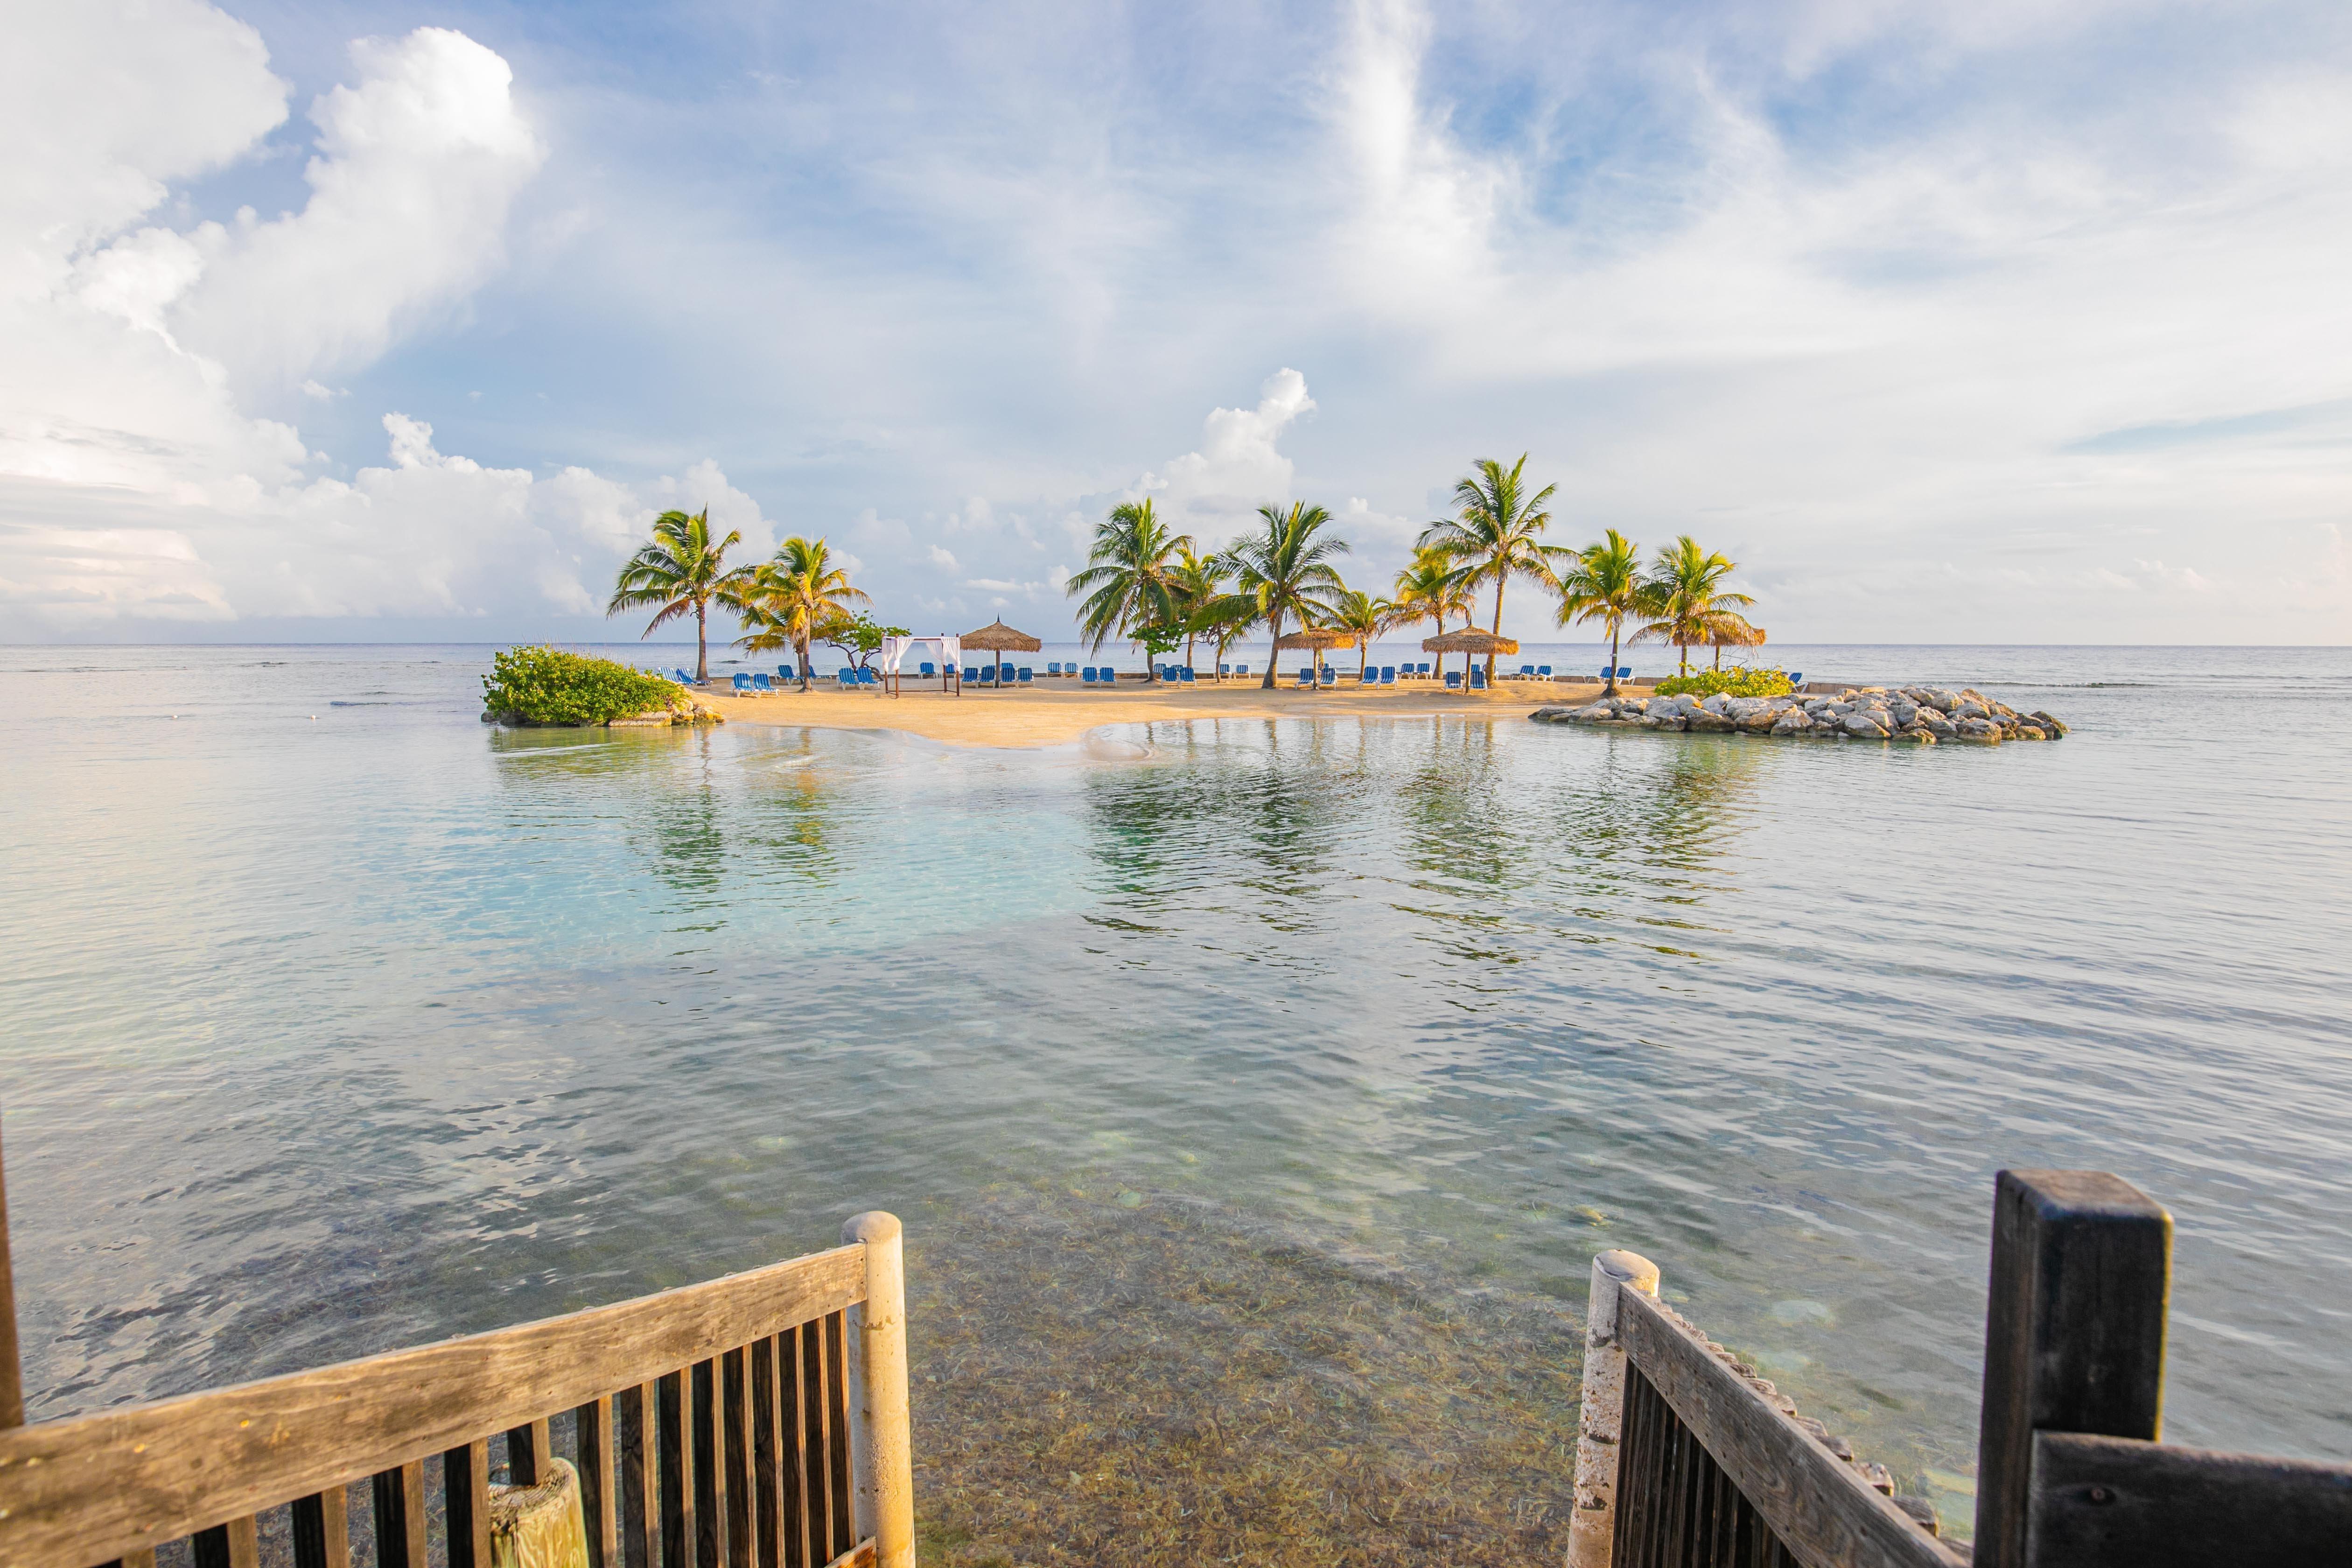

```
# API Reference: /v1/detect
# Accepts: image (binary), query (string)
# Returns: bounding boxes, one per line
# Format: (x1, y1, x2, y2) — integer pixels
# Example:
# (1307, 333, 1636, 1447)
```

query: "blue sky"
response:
(4, 0, 2348, 643)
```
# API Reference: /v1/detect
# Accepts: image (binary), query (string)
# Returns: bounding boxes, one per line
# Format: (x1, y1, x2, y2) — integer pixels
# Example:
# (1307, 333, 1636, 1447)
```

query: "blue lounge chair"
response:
(919, 662, 937, 678)
(1380, 666, 1395, 685)
(781, 663, 799, 682)
(1080, 667, 1096, 684)
(1470, 666, 1488, 689)
(1218, 664, 1231, 678)
(1295, 668, 1313, 687)
(1417, 663, 1432, 678)
(1358, 667, 1375, 684)
(753, 673, 777, 693)
(836, 669, 857, 688)
(1445, 671, 1463, 690)
(732, 673, 756, 693)
(1537, 665, 1553, 679)
(1516, 665, 1534, 679)
(1319, 667, 1336, 687)
(1179, 667, 1196, 683)
(1047, 661, 1061, 675)
(675, 668, 695, 684)
(1789, 671, 1804, 686)
(1618, 666, 1632, 679)
(1018, 668, 1033, 684)
(858, 668, 879, 686)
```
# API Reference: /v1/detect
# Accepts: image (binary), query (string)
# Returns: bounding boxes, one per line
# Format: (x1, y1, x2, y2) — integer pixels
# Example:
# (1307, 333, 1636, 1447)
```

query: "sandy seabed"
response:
(699, 676, 1608, 750)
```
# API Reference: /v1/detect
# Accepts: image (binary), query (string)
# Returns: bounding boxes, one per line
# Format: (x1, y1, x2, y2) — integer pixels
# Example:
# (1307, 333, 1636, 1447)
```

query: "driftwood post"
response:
(0, 1117, 22, 1431)
(842, 1211, 917, 1568)
(1568, 1247, 1660, 1568)
(1971, 1169, 2171, 1568)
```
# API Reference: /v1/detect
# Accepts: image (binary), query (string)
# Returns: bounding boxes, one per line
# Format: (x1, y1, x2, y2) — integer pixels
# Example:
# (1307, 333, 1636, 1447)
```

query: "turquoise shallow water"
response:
(2, 644, 2349, 1525)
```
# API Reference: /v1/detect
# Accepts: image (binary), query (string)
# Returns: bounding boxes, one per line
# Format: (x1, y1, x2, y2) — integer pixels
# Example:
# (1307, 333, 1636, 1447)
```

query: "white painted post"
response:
(842, 1211, 917, 1568)
(1568, 1247, 1661, 1568)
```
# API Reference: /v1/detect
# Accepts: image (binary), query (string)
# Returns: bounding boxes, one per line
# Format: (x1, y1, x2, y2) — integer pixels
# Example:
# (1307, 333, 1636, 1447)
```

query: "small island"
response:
(1533, 685, 2068, 743)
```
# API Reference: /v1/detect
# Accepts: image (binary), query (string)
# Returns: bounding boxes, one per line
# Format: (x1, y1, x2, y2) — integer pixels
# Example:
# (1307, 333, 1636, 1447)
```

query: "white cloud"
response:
(1133, 368, 1316, 546)
(926, 544, 960, 571)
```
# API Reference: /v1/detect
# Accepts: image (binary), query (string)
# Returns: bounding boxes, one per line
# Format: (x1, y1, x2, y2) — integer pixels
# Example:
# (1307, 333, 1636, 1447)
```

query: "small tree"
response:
(817, 611, 911, 674)
(608, 509, 747, 682)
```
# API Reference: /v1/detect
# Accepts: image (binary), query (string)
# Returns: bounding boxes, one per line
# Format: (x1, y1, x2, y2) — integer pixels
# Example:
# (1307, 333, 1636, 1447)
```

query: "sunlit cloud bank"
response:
(2, 0, 2346, 643)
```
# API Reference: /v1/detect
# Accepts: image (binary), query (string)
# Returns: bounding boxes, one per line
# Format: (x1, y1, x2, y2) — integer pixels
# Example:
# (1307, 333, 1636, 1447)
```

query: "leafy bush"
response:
(481, 645, 679, 725)
(1653, 667, 1793, 699)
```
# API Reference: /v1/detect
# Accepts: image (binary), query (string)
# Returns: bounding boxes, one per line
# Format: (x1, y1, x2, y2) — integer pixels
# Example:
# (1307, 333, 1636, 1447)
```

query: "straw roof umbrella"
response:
(1705, 615, 1765, 671)
(960, 619, 1041, 691)
(1421, 628, 1519, 654)
(1274, 626, 1356, 685)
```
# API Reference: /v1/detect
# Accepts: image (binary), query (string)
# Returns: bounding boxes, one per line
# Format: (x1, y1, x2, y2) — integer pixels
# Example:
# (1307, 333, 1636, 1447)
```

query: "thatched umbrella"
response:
(1274, 626, 1356, 685)
(1706, 616, 1766, 672)
(1422, 627, 1519, 686)
(960, 619, 1041, 691)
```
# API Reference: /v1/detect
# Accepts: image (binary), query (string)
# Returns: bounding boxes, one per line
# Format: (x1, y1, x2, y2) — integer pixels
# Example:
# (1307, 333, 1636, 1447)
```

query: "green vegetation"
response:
(481, 645, 679, 725)
(606, 508, 745, 683)
(819, 610, 912, 674)
(1654, 667, 1793, 698)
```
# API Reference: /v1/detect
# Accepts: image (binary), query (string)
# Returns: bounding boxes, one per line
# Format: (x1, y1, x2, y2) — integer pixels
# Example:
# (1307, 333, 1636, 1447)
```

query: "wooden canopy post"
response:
(1568, 1248, 1660, 1568)
(842, 1211, 915, 1568)
(0, 1117, 22, 1430)
(1972, 1169, 2171, 1568)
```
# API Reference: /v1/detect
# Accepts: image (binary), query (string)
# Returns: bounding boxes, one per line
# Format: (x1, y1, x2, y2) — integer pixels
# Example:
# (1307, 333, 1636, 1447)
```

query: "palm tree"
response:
(608, 509, 746, 682)
(1065, 499, 1192, 681)
(1326, 588, 1394, 677)
(1168, 544, 1229, 673)
(1555, 528, 1652, 697)
(1631, 535, 1755, 676)
(729, 537, 868, 689)
(1390, 546, 1476, 684)
(1704, 611, 1764, 671)
(1229, 502, 1350, 690)
(1416, 455, 1567, 685)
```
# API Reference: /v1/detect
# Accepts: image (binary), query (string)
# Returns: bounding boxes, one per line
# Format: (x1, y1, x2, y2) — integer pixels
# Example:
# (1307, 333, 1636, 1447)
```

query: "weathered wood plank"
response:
(1617, 1288, 1963, 1568)
(1972, 1169, 2170, 1568)
(576, 1395, 620, 1568)
(289, 1486, 350, 1568)
(660, 1371, 693, 1568)
(818, 1542, 875, 1568)
(724, 1347, 753, 1568)
(2027, 1430, 2352, 1566)
(750, 1338, 782, 1568)
(445, 1438, 491, 1568)
(696, 1359, 728, 1568)
(370, 1461, 427, 1568)
(784, 1324, 812, 1568)
(823, 1315, 852, 1555)
(0, 1243, 864, 1568)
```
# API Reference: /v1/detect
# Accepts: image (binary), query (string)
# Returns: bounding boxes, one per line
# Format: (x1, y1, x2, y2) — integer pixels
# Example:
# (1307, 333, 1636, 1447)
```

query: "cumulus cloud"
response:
(1134, 369, 1317, 546)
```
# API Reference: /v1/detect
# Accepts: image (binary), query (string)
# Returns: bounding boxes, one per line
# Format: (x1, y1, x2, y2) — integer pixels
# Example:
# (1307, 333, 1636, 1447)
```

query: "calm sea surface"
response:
(3, 642, 2349, 1534)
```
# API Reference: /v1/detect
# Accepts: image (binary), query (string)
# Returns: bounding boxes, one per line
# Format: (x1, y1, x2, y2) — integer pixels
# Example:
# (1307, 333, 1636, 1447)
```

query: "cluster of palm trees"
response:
(608, 509, 866, 686)
(1066, 455, 1760, 694)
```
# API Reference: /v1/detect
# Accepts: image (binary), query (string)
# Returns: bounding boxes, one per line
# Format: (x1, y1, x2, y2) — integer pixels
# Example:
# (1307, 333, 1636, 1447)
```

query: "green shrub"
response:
(481, 645, 680, 725)
(1653, 667, 1793, 699)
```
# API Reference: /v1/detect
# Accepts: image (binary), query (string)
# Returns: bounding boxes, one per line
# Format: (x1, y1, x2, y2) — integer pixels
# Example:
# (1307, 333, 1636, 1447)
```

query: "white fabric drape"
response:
(881, 636, 962, 675)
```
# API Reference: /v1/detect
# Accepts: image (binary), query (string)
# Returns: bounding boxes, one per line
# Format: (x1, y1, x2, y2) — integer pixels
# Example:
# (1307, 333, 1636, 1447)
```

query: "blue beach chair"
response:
(1180, 667, 1196, 684)
(1218, 664, 1232, 679)
(1295, 668, 1314, 687)
(1445, 671, 1462, 690)
(1538, 665, 1553, 679)
(1517, 665, 1534, 679)
(1417, 663, 1432, 679)
(732, 673, 755, 694)
(1618, 666, 1632, 680)
(1236, 664, 1250, 679)
(675, 668, 695, 684)
(1470, 666, 1488, 690)
(752, 673, 777, 693)
(1380, 666, 1395, 685)
(1789, 671, 1804, 686)
(1018, 668, 1033, 684)
(858, 668, 880, 686)
(836, 669, 857, 688)
(1047, 661, 1061, 675)
(1080, 668, 1097, 684)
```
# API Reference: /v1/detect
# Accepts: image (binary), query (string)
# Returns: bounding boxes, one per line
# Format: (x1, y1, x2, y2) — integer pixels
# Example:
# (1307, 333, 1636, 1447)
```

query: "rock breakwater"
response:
(1531, 686, 2067, 745)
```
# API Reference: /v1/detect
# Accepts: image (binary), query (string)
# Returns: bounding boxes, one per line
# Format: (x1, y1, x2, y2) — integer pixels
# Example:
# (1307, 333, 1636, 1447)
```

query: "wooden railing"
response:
(0, 1211, 916, 1568)
(1568, 1170, 2352, 1568)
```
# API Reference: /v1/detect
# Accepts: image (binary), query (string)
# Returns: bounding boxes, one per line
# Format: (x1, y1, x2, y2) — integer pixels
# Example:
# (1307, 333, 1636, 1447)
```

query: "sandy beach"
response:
(697, 673, 1612, 748)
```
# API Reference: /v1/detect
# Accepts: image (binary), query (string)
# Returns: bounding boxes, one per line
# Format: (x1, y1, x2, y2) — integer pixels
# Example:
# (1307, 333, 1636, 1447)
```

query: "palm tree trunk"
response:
(695, 600, 708, 683)
(1432, 611, 1444, 684)
(797, 635, 810, 690)
(1607, 621, 1621, 697)
(1713, 642, 1722, 672)
(1260, 608, 1283, 690)
(1488, 576, 1506, 685)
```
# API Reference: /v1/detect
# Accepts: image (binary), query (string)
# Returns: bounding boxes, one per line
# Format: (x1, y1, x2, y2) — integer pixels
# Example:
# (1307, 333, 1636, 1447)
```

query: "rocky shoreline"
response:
(1532, 685, 2068, 745)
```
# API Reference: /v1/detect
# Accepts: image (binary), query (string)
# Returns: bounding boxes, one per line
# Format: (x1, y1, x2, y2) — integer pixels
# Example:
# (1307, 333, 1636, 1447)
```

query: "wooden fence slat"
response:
(805, 1319, 835, 1562)
(824, 1314, 852, 1555)
(750, 1338, 781, 1568)
(576, 1395, 620, 1568)
(2027, 1430, 2352, 1566)
(695, 1360, 727, 1568)
(289, 1486, 350, 1568)
(818, 1543, 876, 1568)
(1973, 1170, 2171, 1568)
(445, 1438, 492, 1568)
(724, 1348, 753, 1568)
(0, 1244, 865, 1568)
(785, 1324, 812, 1568)
(189, 1515, 259, 1568)
(1617, 1288, 1963, 1568)
(508, 1417, 553, 1486)
(622, 1382, 659, 1568)
(371, 1460, 427, 1568)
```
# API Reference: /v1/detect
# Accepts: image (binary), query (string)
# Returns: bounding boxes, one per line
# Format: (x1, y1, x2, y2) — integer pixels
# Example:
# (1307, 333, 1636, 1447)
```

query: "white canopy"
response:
(880, 635, 962, 675)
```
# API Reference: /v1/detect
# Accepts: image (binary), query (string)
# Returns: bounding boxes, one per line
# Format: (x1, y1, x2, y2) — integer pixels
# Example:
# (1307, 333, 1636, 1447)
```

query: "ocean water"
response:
(2, 643, 2349, 1538)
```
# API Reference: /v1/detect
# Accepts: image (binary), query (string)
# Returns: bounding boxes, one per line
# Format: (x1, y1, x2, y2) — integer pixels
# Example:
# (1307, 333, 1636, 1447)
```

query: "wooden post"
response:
(1972, 1169, 2171, 1568)
(841, 1212, 916, 1568)
(0, 1118, 22, 1430)
(1568, 1247, 1660, 1568)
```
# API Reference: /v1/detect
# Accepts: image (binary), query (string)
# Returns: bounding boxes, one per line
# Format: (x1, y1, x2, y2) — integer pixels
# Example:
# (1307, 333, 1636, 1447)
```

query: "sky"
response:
(3, 0, 2348, 646)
